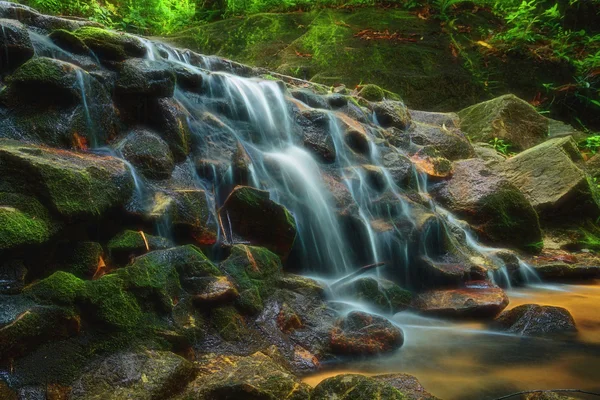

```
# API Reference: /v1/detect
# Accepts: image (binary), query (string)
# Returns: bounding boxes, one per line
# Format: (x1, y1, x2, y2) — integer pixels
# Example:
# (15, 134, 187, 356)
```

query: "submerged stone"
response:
(491, 304, 577, 337)
(219, 186, 297, 258)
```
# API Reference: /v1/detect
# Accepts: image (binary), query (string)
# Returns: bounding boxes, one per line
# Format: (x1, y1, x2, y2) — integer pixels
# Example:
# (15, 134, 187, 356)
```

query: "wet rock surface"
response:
(491, 304, 577, 336)
(330, 311, 404, 355)
(412, 281, 509, 319)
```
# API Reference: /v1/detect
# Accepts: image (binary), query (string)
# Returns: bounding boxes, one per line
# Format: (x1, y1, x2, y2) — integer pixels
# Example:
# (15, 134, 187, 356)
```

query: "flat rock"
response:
(412, 281, 509, 318)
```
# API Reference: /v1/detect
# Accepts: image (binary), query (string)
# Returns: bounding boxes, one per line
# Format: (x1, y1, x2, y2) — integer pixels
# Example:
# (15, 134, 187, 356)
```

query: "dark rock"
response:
(193, 276, 239, 304)
(291, 88, 330, 109)
(493, 136, 600, 220)
(412, 281, 509, 319)
(409, 110, 460, 128)
(0, 19, 34, 73)
(373, 101, 411, 130)
(116, 58, 176, 97)
(491, 304, 577, 336)
(458, 94, 549, 151)
(312, 374, 406, 400)
(146, 98, 192, 162)
(70, 351, 195, 400)
(231, 142, 252, 186)
(407, 122, 475, 161)
(531, 262, 600, 280)
(48, 29, 90, 54)
(120, 129, 175, 180)
(219, 186, 297, 258)
(54, 241, 103, 279)
(336, 277, 412, 314)
(330, 311, 403, 355)
(173, 351, 311, 400)
(0, 2, 100, 31)
(430, 158, 542, 251)
(173, 63, 203, 91)
(0, 140, 134, 218)
(298, 108, 336, 163)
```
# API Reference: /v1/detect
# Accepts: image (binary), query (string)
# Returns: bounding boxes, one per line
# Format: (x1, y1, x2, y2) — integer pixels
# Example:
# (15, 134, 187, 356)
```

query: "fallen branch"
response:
(330, 262, 385, 290)
(491, 389, 600, 400)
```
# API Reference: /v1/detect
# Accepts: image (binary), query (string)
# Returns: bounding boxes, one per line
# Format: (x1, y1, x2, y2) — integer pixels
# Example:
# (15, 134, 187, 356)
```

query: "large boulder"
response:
(335, 277, 412, 314)
(0, 19, 34, 73)
(70, 351, 195, 400)
(219, 186, 297, 258)
(0, 58, 117, 147)
(119, 129, 175, 180)
(312, 374, 407, 400)
(491, 304, 577, 337)
(0, 140, 134, 218)
(493, 136, 600, 220)
(373, 101, 411, 130)
(458, 94, 549, 151)
(115, 59, 176, 98)
(297, 109, 336, 163)
(330, 311, 403, 355)
(407, 122, 475, 161)
(430, 158, 541, 251)
(173, 351, 312, 400)
(412, 281, 509, 319)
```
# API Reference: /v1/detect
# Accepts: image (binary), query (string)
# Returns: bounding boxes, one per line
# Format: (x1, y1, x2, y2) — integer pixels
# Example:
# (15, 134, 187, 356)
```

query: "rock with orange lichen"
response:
(412, 281, 509, 319)
(330, 311, 403, 355)
(491, 304, 577, 337)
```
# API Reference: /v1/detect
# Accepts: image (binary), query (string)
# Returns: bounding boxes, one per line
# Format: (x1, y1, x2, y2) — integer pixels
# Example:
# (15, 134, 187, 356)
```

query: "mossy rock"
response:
(312, 374, 407, 400)
(24, 271, 85, 306)
(0, 192, 58, 251)
(430, 158, 542, 251)
(48, 29, 90, 54)
(107, 230, 172, 266)
(210, 305, 249, 342)
(358, 84, 402, 103)
(54, 241, 104, 278)
(337, 277, 412, 314)
(174, 351, 311, 400)
(0, 140, 134, 218)
(220, 245, 283, 302)
(70, 350, 196, 400)
(73, 26, 146, 61)
(219, 186, 297, 258)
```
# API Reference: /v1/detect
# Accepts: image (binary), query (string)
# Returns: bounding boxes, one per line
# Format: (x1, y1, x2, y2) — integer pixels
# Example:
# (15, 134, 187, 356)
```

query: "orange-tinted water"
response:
(304, 281, 600, 400)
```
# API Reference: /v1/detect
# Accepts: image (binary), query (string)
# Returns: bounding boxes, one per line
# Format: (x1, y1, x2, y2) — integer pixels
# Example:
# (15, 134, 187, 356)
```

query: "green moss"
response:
(235, 287, 264, 315)
(49, 29, 89, 54)
(210, 306, 248, 342)
(0, 192, 56, 250)
(24, 271, 85, 306)
(358, 84, 385, 101)
(107, 230, 172, 265)
(73, 26, 145, 61)
(84, 274, 143, 330)
(7, 57, 73, 87)
(220, 245, 282, 302)
(58, 241, 104, 278)
(312, 374, 407, 400)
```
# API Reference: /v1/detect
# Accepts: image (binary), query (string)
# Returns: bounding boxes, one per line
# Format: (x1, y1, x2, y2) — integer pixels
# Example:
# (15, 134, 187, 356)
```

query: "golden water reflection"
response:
(304, 281, 600, 400)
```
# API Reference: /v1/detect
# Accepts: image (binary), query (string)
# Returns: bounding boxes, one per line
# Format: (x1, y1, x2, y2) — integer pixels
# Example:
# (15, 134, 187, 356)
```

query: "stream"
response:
(305, 281, 600, 400)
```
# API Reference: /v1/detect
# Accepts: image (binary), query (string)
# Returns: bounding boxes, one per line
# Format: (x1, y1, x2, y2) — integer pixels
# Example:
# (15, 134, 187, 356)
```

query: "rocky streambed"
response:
(1, 2, 600, 399)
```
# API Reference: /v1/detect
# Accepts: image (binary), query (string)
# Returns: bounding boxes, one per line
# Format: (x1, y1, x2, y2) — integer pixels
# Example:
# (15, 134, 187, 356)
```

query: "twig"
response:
(139, 231, 150, 251)
(491, 389, 600, 400)
(330, 262, 385, 290)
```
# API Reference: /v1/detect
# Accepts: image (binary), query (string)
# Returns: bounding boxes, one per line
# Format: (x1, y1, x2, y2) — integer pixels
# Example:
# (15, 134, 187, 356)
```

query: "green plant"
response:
(490, 137, 513, 155)
(579, 135, 600, 154)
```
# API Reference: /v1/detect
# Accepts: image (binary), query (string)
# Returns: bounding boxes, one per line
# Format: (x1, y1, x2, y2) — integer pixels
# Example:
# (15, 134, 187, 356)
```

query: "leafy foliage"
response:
(490, 137, 513, 156)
